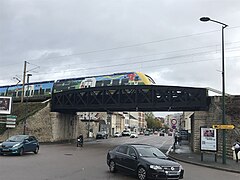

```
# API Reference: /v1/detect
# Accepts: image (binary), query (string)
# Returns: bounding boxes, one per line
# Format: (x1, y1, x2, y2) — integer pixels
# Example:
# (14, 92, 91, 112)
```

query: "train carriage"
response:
(0, 72, 155, 101)
(53, 72, 155, 93)
(0, 86, 8, 96)
(2, 81, 54, 101)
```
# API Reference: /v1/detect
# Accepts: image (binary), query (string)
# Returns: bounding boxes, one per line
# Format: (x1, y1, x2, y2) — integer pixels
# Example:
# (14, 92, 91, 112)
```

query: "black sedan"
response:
(0, 135, 39, 156)
(107, 144, 184, 180)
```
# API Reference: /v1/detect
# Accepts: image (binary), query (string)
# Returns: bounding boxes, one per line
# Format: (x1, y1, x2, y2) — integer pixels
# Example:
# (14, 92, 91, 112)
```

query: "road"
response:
(0, 134, 239, 180)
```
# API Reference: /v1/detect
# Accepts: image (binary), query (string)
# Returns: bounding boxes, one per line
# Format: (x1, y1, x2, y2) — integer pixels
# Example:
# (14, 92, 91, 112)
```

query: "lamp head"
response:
(200, 17, 211, 22)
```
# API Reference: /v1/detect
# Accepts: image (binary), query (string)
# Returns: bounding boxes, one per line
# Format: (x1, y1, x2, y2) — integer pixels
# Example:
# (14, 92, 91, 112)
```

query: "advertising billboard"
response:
(200, 127, 218, 152)
(0, 96, 12, 115)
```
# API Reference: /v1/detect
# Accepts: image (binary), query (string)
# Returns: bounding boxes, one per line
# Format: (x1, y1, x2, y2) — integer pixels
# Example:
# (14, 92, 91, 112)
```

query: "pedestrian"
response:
(77, 134, 83, 147)
(232, 139, 240, 162)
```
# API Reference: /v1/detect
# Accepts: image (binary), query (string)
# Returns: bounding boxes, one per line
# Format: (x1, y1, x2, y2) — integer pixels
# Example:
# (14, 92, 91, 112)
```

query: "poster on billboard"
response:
(0, 96, 12, 115)
(200, 127, 218, 152)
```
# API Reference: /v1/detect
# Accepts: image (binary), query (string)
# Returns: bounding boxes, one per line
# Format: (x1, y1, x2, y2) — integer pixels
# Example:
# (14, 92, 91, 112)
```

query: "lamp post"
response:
(200, 17, 228, 164)
(23, 73, 32, 135)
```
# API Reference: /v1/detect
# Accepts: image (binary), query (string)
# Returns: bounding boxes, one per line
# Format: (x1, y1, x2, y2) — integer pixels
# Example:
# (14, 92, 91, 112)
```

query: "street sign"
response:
(171, 119, 177, 125)
(212, 124, 235, 129)
(6, 124, 16, 128)
(0, 115, 17, 128)
(6, 121, 16, 125)
(7, 115, 17, 119)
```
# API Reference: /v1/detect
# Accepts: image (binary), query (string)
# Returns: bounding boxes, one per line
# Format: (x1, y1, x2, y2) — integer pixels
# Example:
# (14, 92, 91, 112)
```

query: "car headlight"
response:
(13, 143, 21, 148)
(150, 165, 163, 170)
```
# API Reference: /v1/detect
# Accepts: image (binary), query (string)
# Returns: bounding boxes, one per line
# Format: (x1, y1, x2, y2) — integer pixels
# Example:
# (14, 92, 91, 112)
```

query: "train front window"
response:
(134, 76, 140, 81)
(145, 74, 156, 84)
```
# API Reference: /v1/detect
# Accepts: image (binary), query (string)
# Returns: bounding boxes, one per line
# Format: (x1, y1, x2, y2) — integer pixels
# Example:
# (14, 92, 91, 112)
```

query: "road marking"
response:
(166, 145, 173, 155)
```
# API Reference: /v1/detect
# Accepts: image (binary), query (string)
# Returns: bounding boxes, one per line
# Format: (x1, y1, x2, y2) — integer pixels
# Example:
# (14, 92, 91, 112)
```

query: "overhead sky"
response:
(1, 0, 239, 104)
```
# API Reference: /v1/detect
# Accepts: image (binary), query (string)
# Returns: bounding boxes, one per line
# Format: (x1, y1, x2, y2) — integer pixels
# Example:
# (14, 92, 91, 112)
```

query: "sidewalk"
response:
(168, 141, 240, 174)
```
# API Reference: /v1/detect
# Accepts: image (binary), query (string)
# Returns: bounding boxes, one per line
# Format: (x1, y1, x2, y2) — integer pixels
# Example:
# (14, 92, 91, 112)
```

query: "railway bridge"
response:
(51, 85, 209, 113)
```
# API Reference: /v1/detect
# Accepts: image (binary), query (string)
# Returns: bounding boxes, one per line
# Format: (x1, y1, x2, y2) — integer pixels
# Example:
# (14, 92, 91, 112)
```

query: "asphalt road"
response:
(0, 134, 239, 180)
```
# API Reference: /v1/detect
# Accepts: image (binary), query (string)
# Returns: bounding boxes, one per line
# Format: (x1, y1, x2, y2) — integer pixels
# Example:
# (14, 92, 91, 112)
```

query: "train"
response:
(0, 72, 155, 101)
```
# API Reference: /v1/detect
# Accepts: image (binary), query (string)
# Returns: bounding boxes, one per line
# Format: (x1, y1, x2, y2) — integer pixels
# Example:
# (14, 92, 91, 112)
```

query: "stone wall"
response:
(193, 96, 240, 158)
(0, 103, 86, 142)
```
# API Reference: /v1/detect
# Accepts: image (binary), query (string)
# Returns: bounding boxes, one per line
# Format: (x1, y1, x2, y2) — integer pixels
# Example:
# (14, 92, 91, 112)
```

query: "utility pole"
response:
(21, 61, 27, 103)
(23, 73, 32, 135)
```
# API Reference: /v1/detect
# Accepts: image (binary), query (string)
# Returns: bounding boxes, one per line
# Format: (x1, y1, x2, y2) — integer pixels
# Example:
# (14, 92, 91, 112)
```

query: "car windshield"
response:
(136, 146, 166, 158)
(6, 135, 27, 142)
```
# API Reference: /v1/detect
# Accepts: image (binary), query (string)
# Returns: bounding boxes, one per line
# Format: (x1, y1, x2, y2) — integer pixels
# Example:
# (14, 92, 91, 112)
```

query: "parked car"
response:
(159, 131, 165, 136)
(96, 131, 108, 139)
(0, 135, 39, 156)
(179, 130, 189, 140)
(107, 144, 184, 180)
(114, 132, 122, 138)
(144, 131, 150, 136)
(130, 132, 138, 138)
(122, 130, 131, 136)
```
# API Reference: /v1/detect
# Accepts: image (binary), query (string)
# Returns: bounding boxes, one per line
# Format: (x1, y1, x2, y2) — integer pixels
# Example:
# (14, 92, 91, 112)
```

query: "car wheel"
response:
(19, 148, 24, 156)
(109, 160, 117, 173)
(34, 146, 39, 154)
(137, 166, 147, 180)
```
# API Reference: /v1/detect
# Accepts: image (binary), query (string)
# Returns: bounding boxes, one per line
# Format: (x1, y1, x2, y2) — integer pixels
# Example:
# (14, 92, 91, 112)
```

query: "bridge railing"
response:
(51, 85, 209, 112)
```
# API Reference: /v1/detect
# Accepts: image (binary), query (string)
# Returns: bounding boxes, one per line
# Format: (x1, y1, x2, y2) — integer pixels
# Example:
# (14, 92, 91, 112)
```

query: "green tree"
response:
(145, 112, 162, 130)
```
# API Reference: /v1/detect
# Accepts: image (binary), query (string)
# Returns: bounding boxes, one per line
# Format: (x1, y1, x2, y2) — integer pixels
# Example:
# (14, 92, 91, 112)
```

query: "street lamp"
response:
(200, 17, 228, 164)
(23, 73, 32, 135)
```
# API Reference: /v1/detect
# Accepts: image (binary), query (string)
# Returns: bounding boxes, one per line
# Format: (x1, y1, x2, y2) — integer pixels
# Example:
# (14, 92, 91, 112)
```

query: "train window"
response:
(96, 81, 103, 87)
(112, 79, 120, 86)
(103, 80, 111, 86)
(18, 91, 22, 97)
(121, 79, 129, 85)
(46, 88, 51, 93)
(69, 87, 75, 90)
(34, 90, 39, 95)
(40, 89, 44, 95)
(25, 90, 30, 96)
(0, 93, 4, 96)
(12, 92, 17, 97)
(134, 76, 140, 81)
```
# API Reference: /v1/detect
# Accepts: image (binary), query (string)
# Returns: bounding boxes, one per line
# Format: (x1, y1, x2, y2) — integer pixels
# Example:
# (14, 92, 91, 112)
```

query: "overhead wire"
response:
(37, 43, 240, 70)
(1, 26, 240, 83)
(1, 26, 240, 68)
(35, 53, 240, 76)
